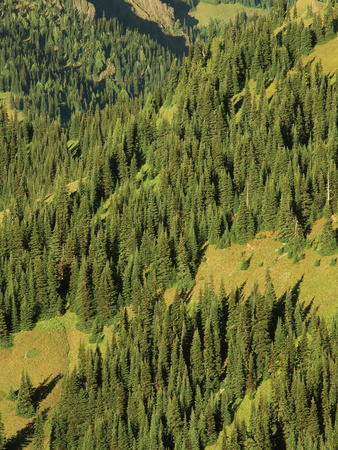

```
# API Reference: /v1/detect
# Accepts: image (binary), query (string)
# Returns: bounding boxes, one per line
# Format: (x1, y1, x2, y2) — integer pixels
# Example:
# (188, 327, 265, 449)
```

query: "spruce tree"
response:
(156, 230, 173, 289)
(176, 234, 194, 291)
(16, 369, 35, 418)
(0, 413, 5, 450)
(32, 410, 45, 450)
(318, 203, 337, 256)
(0, 304, 9, 346)
(235, 195, 255, 244)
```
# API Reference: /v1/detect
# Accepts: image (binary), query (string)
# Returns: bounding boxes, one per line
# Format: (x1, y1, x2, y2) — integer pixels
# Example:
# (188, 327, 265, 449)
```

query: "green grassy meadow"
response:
(189, 1, 267, 27)
(0, 312, 114, 445)
(165, 216, 338, 320)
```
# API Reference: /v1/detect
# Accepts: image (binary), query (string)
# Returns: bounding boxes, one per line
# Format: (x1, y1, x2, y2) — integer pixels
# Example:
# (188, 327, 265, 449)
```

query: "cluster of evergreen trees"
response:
(1, 7, 337, 336)
(0, 0, 337, 447)
(0, 0, 175, 121)
(48, 278, 338, 448)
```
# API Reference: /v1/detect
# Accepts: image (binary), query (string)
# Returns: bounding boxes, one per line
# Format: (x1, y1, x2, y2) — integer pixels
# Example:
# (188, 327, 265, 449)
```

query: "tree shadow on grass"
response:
(5, 408, 50, 450)
(5, 421, 35, 450)
(273, 276, 304, 321)
(162, 0, 199, 29)
(5, 374, 63, 450)
(32, 373, 63, 410)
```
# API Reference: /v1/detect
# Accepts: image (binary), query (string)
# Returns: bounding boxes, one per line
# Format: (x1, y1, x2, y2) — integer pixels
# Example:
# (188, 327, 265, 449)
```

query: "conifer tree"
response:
(76, 257, 93, 330)
(16, 369, 35, 418)
(235, 195, 255, 244)
(189, 409, 200, 450)
(96, 261, 117, 323)
(252, 287, 271, 380)
(0, 413, 5, 450)
(20, 296, 34, 331)
(169, 394, 182, 440)
(176, 234, 194, 291)
(190, 329, 204, 388)
(319, 203, 337, 255)
(156, 230, 173, 289)
(32, 410, 45, 450)
(0, 303, 9, 346)
(262, 180, 277, 231)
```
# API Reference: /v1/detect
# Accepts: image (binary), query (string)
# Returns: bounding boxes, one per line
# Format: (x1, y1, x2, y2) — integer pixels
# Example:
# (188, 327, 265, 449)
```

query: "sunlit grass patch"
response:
(190, 2, 267, 27)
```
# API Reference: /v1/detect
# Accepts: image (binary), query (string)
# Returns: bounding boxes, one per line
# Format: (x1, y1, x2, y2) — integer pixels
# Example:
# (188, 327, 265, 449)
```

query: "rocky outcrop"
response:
(72, 0, 95, 20)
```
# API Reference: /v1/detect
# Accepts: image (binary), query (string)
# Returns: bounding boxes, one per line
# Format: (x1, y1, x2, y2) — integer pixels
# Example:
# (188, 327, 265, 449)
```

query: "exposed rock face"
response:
(126, 0, 176, 32)
(72, 0, 95, 20)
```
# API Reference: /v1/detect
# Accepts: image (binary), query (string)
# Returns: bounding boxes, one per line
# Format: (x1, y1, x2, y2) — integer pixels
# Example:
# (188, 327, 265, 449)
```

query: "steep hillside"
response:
(166, 219, 338, 319)
(0, 0, 338, 447)
(303, 36, 338, 75)
(126, 0, 176, 32)
(189, 1, 267, 27)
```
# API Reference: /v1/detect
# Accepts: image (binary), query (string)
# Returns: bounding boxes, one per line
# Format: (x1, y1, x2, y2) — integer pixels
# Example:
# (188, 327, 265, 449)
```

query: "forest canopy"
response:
(0, 0, 337, 448)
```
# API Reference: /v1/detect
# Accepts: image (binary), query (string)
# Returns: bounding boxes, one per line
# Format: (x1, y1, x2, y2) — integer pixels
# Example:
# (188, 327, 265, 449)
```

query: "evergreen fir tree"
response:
(176, 234, 194, 291)
(0, 304, 9, 346)
(0, 413, 5, 450)
(16, 370, 35, 418)
(235, 195, 255, 244)
(318, 203, 337, 256)
(156, 230, 173, 289)
(32, 410, 45, 450)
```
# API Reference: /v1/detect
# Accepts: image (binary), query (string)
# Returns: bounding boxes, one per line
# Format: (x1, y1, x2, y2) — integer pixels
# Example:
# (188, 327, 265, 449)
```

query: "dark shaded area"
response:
(162, 0, 199, 29)
(289, 275, 304, 309)
(272, 276, 305, 332)
(5, 408, 50, 450)
(5, 376, 62, 449)
(5, 421, 35, 450)
(302, 297, 316, 324)
(32, 373, 63, 410)
(91, 0, 192, 57)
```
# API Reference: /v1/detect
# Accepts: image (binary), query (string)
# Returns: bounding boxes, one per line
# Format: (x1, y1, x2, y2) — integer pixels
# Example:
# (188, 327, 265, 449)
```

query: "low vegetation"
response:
(189, 1, 267, 27)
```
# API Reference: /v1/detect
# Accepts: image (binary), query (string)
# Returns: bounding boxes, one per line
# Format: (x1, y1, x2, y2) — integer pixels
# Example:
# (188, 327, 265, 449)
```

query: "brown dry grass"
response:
(0, 325, 69, 438)
(0, 311, 113, 442)
(0, 92, 25, 122)
(190, 2, 267, 27)
(292, 0, 325, 18)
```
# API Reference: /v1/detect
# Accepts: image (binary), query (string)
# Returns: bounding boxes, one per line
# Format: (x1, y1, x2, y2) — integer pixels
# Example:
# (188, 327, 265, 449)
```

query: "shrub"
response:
(7, 386, 17, 401)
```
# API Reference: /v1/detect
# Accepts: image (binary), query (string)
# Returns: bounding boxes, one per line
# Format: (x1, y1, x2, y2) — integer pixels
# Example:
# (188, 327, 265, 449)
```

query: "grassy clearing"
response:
(0, 92, 25, 122)
(19, 347, 40, 359)
(185, 233, 338, 319)
(43, 178, 86, 205)
(0, 324, 69, 438)
(165, 216, 338, 320)
(189, 2, 267, 27)
(303, 36, 338, 75)
(136, 163, 151, 181)
(0, 311, 113, 442)
(207, 379, 272, 449)
(158, 103, 178, 124)
(276, 0, 327, 36)
(292, 0, 325, 18)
